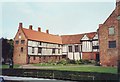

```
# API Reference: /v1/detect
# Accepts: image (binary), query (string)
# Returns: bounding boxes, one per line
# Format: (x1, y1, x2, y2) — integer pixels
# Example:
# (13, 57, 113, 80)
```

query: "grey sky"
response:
(1, 0, 116, 39)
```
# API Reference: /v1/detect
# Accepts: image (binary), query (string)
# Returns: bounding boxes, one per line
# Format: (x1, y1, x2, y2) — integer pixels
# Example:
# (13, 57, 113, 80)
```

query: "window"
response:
(32, 47, 34, 53)
(15, 40, 19, 44)
(68, 46, 72, 52)
(39, 42, 41, 45)
(52, 48, 55, 54)
(58, 44, 60, 47)
(109, 41, 116, 48)
(38, 47, 42, 53)
(21, 47, 23, 52)
(21, 40, 25, 44)
(58, 49, 60, 54)
(109, 27, 115, 35)
(93, 46, 99, 49)
(75, 45, 79, 52)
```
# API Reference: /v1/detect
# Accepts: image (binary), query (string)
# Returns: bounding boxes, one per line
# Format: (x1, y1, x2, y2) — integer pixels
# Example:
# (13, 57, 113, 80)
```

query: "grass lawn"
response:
(33, 64, 117, 74)
(0, 64, 20, 69)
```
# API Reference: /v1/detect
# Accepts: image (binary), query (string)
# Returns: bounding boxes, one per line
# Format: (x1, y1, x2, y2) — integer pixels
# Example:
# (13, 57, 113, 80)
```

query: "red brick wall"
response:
(99, 4, 119, 66)
(82, 52, 96, 60)
(13, 26, 28, 65)
(29, 55, 63, 64)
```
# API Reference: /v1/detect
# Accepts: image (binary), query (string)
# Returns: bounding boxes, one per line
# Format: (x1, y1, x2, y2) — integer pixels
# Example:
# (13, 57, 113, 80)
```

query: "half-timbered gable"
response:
(81, 34, 92, 52)
(80, 32, 99, 60)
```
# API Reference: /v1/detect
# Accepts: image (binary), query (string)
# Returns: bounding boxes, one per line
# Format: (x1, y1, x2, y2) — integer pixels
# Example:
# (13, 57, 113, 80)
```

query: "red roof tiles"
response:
(22, 28, 62, 44)
(61, 32, 97, 44)
(21, 27, 97, 45)
(86, 32, 97, 39)
(61, 34, 84, 44)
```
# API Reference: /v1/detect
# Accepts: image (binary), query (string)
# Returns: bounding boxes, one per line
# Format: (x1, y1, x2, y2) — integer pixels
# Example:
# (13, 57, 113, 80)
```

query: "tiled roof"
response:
(61, 34, 84, 44)
(61, 32, 97, 44)
(86, 32, 97, 39)
(22, 28, 62, 44)
(21, 27, 97, 45)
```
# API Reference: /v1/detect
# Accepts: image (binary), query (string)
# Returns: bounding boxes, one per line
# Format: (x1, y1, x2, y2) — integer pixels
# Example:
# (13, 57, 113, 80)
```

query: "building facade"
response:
(98, 1, 120, 66)
(61, 32, 99, 61)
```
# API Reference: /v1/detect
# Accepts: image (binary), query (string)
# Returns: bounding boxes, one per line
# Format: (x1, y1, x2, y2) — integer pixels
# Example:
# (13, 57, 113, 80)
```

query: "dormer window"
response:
(109, 26, 115, 35)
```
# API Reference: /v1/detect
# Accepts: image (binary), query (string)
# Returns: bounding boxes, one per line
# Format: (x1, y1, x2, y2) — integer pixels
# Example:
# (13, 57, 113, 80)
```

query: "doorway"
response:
(96, 53, 100, 62)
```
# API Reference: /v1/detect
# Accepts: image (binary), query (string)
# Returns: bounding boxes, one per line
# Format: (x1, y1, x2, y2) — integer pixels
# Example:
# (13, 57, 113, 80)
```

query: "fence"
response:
(2, 69, 118, 81)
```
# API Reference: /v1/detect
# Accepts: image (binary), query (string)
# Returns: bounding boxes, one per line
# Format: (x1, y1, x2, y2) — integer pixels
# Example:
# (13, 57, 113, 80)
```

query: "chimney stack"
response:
(29, 25, 33, 30)
(46, 29, 49, 34)
(19, 23, 23, 28)
(99, 24, 103, 27)
(38, 27, 41, 32)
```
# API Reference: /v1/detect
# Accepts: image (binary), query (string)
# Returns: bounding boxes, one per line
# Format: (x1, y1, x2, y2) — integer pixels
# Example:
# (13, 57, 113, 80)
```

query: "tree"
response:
(1, 38, 14, 64)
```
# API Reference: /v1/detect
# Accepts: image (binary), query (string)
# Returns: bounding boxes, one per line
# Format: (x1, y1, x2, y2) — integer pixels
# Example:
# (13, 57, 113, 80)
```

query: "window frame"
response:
(15, 40, 19, 44)
(58, 49, 60, 54)
(108, 41, 116, 48)
(38, 47, 42, 54)
(39, 42, 41, 45)
(75, 45, 79, 52)
(32, 47, 34, 53)
(21, 40, 25, 44)
(52, 48, 55, 54)
(92, 46, 99, 49)
(68, 46, 72, 52)
(108, 26, 115, 35)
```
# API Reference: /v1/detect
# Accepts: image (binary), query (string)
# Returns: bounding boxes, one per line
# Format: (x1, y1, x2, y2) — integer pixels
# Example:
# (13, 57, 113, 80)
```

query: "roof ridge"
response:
(22, 28, 60, 37)
(61, 32, 97, 36)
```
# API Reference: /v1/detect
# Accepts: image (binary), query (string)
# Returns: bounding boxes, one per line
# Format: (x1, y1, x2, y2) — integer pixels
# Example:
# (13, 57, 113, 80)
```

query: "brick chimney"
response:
(29, 25, 33, 30)
(19, 22, 23, 28)
(38, 27, 41, 32)
(46, 29, 49, 34)
(99, 24, 103, 27)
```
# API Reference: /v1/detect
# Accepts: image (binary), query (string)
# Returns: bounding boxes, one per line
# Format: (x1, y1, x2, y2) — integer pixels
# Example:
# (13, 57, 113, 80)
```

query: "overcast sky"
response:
(1, 0, 116, 39)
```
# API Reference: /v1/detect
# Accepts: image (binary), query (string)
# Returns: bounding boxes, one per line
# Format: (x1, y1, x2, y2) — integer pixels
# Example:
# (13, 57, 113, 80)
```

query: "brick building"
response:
(13, 23, 65, 64)
(13, 23, 99, 64)
(13, 1, 120, 66)
(98, 1, 120, 66)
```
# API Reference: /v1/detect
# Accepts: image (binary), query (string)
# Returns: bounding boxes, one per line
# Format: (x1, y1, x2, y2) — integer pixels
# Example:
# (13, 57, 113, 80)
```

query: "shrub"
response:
(68, 60, 76, 64)
(75, 60, 83, 64)
(80, 59, 91, 64)
(89, 60, 96, 64)
(47, 60, 55, 65)
(57, 59, 68, 65)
